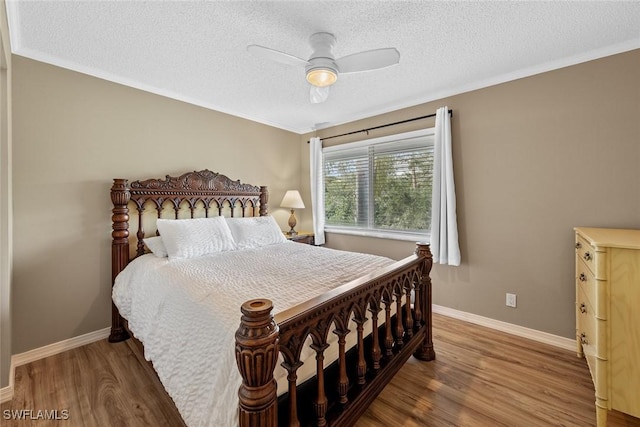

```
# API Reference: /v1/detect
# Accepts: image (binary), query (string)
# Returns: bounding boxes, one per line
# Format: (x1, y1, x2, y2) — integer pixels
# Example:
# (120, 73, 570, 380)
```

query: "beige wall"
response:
(0, 0, 13, 388)
(11, 56, 302, 354)
(301, 49, 640, 339)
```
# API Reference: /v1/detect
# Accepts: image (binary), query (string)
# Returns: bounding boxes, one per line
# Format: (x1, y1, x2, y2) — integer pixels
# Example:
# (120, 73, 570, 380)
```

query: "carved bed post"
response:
(109, 179, 131, 343)
(259, 186, 269, 217)
(413, 242, 435, 361)
(235, 299, 279, 427)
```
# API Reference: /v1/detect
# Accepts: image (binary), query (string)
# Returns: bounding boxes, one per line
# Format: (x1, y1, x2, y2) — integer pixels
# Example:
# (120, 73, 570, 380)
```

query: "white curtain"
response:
(309, 137, 326, 245)
(430, 106, 461, 266)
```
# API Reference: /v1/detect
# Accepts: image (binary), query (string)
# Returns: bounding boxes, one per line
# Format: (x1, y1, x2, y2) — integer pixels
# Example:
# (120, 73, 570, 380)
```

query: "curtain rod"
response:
(307, 109, 453, 143)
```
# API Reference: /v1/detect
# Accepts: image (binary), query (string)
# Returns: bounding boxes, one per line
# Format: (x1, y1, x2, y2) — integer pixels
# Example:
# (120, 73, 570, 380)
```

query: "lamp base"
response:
(287, 209, 298, 236)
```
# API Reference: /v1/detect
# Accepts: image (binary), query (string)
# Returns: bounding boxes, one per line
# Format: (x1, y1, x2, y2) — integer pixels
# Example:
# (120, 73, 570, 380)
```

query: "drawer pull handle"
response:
(579, 303, 587, 314)
(583, 252, 592, 261)
(580, 333, 588, 345)
(575, 242, 582, 249)
(579, 273, 587, 282)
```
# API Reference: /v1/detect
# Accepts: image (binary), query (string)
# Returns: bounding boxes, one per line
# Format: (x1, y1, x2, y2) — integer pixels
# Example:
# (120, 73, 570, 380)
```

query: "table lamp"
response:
(280, 190, 305, 236)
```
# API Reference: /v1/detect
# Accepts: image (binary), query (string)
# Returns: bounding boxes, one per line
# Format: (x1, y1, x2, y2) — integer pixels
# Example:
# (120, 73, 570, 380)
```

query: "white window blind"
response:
(323, 128, 434, 239)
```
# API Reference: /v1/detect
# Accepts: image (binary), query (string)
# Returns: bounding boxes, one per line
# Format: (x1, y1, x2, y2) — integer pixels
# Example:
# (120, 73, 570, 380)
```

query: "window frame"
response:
(322, 128, 434, 242)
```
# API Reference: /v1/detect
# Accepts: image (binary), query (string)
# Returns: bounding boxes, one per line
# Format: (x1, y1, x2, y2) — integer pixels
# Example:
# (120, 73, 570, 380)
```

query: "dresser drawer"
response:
(576, 286, 596, 344)
(575, 235, 596, 274)
(576, 258, 597, 312)
(576, 309, 597, 385)
(576, 294, 597, 381)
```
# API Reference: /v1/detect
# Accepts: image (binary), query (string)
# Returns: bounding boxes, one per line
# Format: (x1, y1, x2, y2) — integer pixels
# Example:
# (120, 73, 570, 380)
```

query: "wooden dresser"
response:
(574, 227, 640, 426)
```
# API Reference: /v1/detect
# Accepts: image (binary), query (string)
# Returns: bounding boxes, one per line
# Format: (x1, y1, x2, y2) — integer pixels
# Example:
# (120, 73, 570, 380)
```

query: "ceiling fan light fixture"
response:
(306, 67, 338, 87)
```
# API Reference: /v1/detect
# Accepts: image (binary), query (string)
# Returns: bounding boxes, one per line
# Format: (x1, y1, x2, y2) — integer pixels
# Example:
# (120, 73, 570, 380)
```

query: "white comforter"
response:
(112, 241, 394, 427)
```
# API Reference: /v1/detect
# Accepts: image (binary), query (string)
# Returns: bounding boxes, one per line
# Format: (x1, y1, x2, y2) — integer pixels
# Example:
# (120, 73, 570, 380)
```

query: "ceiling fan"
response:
(247, 32, 400, 104)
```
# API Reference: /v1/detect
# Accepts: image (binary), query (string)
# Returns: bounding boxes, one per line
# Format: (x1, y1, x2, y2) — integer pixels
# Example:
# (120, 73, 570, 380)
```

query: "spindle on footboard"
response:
(235, 243, 435, 427)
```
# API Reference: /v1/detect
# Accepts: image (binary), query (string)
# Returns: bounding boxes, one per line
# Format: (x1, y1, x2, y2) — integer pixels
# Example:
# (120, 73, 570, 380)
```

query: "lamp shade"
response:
(280, 190, 305, 209)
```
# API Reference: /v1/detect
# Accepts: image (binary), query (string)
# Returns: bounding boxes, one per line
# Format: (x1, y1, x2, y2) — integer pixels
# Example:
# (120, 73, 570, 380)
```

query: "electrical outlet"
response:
(506, 293, 517, 308)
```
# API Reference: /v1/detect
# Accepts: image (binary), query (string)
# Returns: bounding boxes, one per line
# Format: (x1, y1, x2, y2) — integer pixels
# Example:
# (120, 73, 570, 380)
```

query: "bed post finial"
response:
(259, 186, 269, 216)
(413, 242, 435, 361)
(109, 179, 130, 343)
(235, 299, 279, 427)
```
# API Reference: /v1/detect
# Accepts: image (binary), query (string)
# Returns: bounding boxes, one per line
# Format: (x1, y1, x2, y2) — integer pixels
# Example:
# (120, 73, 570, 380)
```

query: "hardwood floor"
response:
(2, 313, 639, 427)
(358, 315, 639, 427)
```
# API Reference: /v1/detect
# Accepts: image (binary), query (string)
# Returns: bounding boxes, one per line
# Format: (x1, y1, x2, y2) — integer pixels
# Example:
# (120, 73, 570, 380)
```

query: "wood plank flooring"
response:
(2, 313, 639, 427)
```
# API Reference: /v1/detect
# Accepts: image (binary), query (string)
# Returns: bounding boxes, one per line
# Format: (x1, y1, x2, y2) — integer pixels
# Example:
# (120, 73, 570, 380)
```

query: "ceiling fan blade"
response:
(247, 45, 308, 68)
(336, 48, 400, 74)
(310, 86, 330, 104)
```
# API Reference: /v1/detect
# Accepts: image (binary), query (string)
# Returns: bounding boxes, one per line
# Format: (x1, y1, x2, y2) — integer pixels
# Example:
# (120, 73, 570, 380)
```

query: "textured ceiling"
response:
(6, 1, 640, 134)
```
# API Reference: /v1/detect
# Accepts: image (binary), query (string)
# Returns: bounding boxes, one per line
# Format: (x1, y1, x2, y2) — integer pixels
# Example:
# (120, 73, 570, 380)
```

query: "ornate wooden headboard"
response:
(109, 169, 268, 342)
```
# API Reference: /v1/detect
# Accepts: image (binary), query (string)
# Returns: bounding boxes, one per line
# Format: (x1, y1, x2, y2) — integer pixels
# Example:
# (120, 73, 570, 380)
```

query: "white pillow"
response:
(156, 217, 236, 259)
(225, 216, 286, 250)
(143, 236, 168, 258)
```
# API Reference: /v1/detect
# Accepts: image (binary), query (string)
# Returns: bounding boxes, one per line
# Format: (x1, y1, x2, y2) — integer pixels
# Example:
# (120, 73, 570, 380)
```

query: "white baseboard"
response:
(10, 327, 110, 368)
(433, 304, 575, 352)
(0, 327, 110, 403)
(0, 383, 13, 403)
(0, 359, 15, 404)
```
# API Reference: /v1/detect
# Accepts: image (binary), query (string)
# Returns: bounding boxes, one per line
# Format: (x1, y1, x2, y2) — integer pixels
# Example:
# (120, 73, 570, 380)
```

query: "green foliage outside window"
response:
(373, 151, 432, 231)
(324, 157, 362, 226)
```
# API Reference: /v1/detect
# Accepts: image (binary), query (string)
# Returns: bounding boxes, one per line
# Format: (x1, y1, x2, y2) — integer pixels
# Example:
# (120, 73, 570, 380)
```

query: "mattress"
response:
(112, 241, 395, 427)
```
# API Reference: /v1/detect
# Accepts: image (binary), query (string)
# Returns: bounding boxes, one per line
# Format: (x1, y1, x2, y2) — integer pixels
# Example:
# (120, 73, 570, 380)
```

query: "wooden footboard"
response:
(235, 243, 434, 427)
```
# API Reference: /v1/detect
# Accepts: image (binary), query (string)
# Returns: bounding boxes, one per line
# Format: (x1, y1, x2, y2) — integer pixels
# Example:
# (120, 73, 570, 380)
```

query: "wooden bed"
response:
(109, 169, 435, 427)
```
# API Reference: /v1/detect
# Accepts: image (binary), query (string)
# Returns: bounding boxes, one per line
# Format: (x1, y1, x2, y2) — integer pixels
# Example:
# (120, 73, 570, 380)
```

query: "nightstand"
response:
(284, 232, 315, 245)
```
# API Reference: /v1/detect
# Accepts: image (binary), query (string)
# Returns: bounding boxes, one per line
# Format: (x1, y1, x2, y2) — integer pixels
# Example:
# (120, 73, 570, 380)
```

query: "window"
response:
(323, 128, 434, 240)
